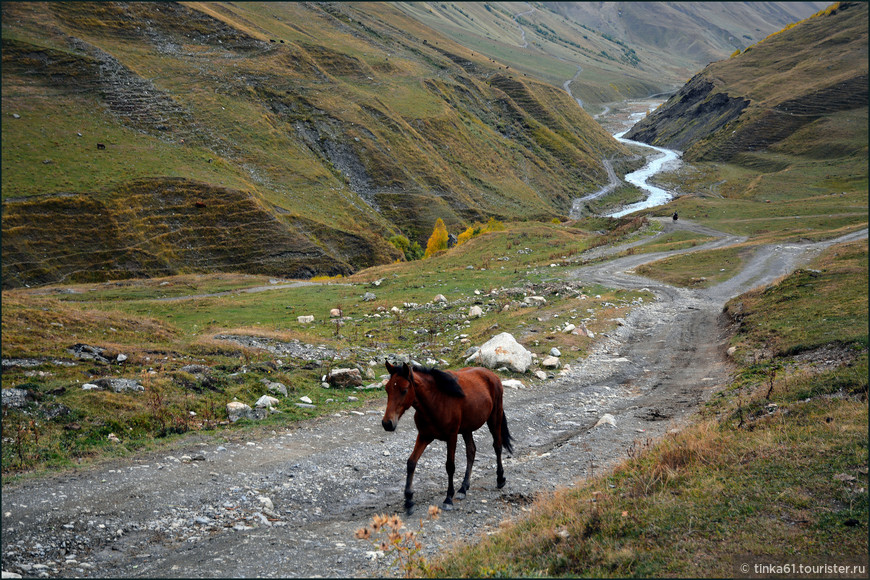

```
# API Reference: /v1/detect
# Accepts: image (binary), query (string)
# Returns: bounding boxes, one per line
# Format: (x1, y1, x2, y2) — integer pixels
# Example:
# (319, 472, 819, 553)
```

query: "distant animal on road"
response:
(672, 211, 679, 221)
(381, 362, 513, 515)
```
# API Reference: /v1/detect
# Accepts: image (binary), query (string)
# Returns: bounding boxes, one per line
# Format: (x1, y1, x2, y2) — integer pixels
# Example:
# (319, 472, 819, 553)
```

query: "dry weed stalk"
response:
(354, 505, 441, 577)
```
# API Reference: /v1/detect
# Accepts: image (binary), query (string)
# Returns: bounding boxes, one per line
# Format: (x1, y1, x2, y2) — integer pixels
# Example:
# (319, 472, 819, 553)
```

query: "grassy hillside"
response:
(1, 1, 628, 288)
(626, 2, 867, 164)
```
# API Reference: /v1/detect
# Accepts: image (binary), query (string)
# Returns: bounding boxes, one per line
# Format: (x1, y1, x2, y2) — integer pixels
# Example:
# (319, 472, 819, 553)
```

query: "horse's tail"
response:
(501, 411, 514, 456)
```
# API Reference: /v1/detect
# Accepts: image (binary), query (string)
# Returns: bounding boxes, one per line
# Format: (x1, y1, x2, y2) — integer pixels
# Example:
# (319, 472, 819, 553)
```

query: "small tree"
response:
(424, 218, 449, 259)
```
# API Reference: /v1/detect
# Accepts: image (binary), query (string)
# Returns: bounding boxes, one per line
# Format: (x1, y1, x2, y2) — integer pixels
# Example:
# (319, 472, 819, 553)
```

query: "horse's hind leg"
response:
(457, 432, 476, 500)
(405, 434, 432, 516)
(488, 415, 507, 489)
(442, 433, 458, 510)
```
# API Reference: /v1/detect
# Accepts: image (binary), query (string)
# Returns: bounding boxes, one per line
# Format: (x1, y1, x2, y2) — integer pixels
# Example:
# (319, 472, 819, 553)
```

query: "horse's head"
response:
(382, 361, 415, 432)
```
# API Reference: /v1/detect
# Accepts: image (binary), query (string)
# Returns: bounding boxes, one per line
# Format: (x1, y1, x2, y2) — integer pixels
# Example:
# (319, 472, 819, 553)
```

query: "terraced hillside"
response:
(625, 2, 868, 165)
(1, 2, 628, 288)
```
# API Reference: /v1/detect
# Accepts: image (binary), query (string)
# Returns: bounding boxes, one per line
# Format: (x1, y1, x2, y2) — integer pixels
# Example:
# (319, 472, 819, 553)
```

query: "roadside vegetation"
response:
(1, 217, 652, 479)
(424, 239, 868, 577)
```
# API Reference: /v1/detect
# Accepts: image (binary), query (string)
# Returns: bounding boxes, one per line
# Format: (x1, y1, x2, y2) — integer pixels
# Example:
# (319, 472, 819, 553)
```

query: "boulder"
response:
(330, 308, 342, 318)
(326, 368, 364, 388)
(563, 323, 576, 333)
(523, 296, 547, 306)
(502, 379, 526, 390)
(469, 306, 484, 318)
(433, 294, 447, 304)
(549, 348, 562, 357)
(297, 315, 315, 324)
(363, 292, 376, 302)
(67, 343, 111, 365)
(478, 333, 532, 373)
(534, 370, 548, 380)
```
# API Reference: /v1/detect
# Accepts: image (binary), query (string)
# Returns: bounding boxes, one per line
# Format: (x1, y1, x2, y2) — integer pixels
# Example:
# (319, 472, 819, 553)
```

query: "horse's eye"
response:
(399, 388, 408, 397)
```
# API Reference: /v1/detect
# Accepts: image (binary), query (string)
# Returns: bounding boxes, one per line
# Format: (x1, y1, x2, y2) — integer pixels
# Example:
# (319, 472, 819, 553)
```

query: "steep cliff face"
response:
(625, 2, 867, 164)
(1, 1, 628, 288)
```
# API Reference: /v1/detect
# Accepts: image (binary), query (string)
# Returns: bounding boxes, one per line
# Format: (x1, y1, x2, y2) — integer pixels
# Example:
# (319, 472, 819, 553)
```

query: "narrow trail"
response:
(4, 220, 864, 578)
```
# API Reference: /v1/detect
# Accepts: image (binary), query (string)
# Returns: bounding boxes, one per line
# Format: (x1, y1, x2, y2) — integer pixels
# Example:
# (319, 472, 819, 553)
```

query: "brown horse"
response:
(382, 361, 514, 515)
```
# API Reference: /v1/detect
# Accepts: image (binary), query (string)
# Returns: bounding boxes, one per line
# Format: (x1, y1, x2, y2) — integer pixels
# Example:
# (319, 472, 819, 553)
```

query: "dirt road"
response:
(2, 220, 865, 578)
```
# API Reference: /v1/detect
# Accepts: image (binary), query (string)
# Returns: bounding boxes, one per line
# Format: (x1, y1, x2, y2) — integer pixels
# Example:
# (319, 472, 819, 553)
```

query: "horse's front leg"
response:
(457, 432, 476, 500)
(404, 434, 432, 516)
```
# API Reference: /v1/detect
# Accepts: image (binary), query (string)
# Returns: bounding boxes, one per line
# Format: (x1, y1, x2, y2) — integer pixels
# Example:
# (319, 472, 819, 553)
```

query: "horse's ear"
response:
(385, 360, 395, 375)
(401, 362, 411, 379)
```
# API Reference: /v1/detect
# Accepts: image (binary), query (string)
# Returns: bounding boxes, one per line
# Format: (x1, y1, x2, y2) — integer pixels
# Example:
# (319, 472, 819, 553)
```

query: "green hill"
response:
(625, 1, 868, 166)
(1, 1, 627, 288)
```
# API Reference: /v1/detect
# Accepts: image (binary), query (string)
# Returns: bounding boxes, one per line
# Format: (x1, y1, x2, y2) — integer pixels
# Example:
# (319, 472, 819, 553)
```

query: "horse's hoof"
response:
(406, 505, 415, 516)
(441, 502, 453, 511)
(455, 491, 466, 500)
(497, 477, 506, 489)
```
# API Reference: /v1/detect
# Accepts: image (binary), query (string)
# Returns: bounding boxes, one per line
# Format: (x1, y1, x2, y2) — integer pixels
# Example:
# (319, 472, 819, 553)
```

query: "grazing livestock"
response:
(96, 143, 106, 150)
(382, 362, 513, 514)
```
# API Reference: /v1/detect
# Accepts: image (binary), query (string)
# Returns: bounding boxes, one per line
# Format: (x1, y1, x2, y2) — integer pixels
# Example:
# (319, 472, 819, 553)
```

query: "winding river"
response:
(571, 103, 682, 219)
(607, 128, 682, 218)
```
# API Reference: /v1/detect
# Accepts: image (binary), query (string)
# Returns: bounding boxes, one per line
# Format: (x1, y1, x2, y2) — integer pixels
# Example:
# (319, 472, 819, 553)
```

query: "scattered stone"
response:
(549, 348, 561, 357)
(726, 346, 737, 357)
(299, 396, 313, 404)
(469, 306, 484, 318)
(295, 403, 315, 409)
(523, 296, 547, 306)
(478, 333, 533, 373)
(82, 383, 102, 391)
(107, 433, 121, 444)
(363, 292, 376, 302)
(226, 402, 265, 422)
(541, 356, 560, 369)
(91, 378, 144, 393)
(326, 368, 363, 388)
(297, 315, 315, 324)
(116, 353, 128, 363)
(1, 388, 34, 408)
(262, 380, 288, 397)
(330, 309, 342, 318)
(433, 294, 447, 303)
(502, 379, 526, 390)
(255, 395, 280, 409)
(594, 414, 616, 428)
(563, 323, 576, 333)
(534, 370, 548, 380)
(67, 344, 111, 365)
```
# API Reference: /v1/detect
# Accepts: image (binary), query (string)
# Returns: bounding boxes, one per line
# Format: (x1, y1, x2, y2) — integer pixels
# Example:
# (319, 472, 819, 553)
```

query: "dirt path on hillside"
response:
(2, 221, 866, 578)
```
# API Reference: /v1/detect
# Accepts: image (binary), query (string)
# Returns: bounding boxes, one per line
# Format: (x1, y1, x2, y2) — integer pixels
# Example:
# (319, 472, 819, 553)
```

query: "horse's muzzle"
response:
(382, 419, 396, 432)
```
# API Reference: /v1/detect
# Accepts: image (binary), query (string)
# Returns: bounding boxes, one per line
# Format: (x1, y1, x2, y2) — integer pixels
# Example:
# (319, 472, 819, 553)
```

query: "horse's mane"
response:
(413, 366, 465, 398)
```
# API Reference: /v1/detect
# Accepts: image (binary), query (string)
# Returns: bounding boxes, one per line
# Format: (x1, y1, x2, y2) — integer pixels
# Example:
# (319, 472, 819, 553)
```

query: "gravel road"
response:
(2, 220, 866, 578)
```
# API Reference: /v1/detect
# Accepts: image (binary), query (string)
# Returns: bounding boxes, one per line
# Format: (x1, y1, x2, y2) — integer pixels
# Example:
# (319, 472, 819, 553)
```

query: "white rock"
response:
(297, 315, 315, 324)
(255, 395, 280, 408)
(82, 383, 102, 391)
(226, 401, 252, 422)
(563, 323, 576, 333)
(299, 396, 313, 404)
(549, 348, 561, 357)
(502, 379, 526, 390)
(433, 294, 447, 303)
(524, 296, 547, 306)
(534, 370, 548, 380)
(330, 308, 342, 318)
(478, 332, 533, 373)
(594, 414, 616, 428)
(727, 346, 737, 357)
(541, 356, 560, 369)
(116, 353, 128, 362)
(469, 305, 484, 318)
(257, 496, 274, 510)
